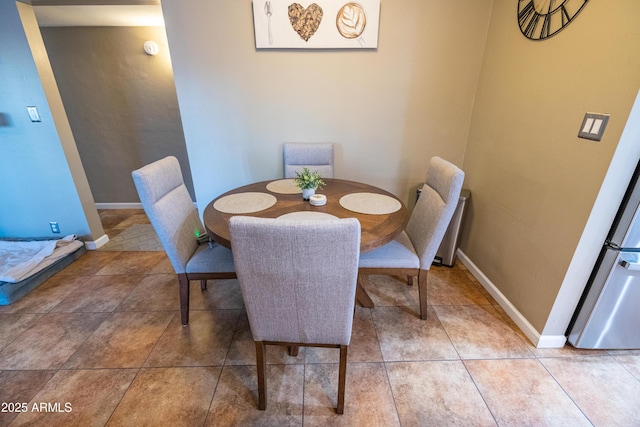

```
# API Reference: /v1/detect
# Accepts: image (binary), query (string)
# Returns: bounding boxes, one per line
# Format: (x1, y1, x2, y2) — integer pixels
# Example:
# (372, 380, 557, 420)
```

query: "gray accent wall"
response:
(40, 26, 194, 203)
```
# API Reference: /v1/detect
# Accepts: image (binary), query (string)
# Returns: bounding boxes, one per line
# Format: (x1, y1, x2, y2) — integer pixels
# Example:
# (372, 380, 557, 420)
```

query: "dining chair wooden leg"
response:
(418, 269, 428, 320)
(178, 274, 190, 326)
(255, 341, 267, 410)
(200, 280, 207, 290)
(288, 346, 299, 357)
(337, 345, 348, 414)
(355, 275, 374, 308)
(407, 275, 414, 286)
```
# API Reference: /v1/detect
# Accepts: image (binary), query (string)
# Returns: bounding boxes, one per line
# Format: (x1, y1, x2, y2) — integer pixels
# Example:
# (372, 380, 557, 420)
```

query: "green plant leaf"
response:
(294, 167, 326, 190)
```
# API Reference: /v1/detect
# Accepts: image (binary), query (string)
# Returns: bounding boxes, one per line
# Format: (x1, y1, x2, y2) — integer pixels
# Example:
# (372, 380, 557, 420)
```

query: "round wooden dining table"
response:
(203, 178, 407, 252)
(203, 178, 408, 308)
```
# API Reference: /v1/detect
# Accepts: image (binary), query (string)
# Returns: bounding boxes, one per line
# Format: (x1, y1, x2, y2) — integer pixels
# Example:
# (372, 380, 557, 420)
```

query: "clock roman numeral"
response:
(560, 4, 570, 25)
(540, 13, 551, 39)
(518, 0, 543, 39)
(560, 0, 589, 25)
(523, 12, 542, 39)
(518, 0, 535, 27)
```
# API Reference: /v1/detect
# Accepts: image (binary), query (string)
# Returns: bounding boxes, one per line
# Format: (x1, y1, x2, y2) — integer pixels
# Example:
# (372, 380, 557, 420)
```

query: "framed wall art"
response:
(252, 0, 380, 49)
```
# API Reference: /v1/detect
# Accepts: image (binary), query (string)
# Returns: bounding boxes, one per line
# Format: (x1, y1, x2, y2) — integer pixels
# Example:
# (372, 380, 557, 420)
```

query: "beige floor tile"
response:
(206, 364, 303, 426)
(10, 369, 136, 427)
(488, 302, 544, 349)
(63, 311, 173, 369)
(0, 370, 56, 426)
(50, 274, 143, 313)
(95, 251, 166, 275)
(303, 362, 400, 426)
(111, 212, 152, 229)
(224, 312, 307, 365)
(540, 355, 640, 426)
(306, 307, 383, 363)
(98, 209, 146, 232)
(361, 275, 420, 309)
(189, 278, 245, 310)
(116, 273, 179, 312)
(56, 251, 121, 276)
(0, 312, 109, 370)
(465, 359, 591, 426)
(610, 353, 640, 380)
(371, 305, 458, 361)
(0, 275, 89, 314)
(387, 360, 496, 426)
(0, 313, 43, 350)
(100, 224, 162, 252)
(144, 309, 241, 367)
(428, 266, 493, 305)
(108, 367, 220, 427)
(434, 304, 534, 359)
(148, 255, 174, 274)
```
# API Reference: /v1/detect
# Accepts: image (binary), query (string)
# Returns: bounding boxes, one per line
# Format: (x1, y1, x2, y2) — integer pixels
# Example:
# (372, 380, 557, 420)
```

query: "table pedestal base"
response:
(356, 277, 375, 308)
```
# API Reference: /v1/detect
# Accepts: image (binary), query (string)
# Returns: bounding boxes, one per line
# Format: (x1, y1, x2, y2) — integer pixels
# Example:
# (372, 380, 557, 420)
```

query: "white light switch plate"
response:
(578, 112, 609, 141)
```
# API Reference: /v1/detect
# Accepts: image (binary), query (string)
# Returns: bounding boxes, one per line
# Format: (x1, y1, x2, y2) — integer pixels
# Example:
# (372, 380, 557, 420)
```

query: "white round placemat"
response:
(339, 192, 401, 215)
(266, 179, 302, 194)
(278, 212, 338, 221)
(213, 192, 277, 214)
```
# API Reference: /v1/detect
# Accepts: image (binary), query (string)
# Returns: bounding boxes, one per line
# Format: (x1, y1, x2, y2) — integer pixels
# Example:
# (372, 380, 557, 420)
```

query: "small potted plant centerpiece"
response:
(294, 167, 326, 200)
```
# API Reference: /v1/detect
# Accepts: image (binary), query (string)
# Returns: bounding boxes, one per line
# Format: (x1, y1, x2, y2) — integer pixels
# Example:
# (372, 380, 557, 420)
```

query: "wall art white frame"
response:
(252, 0, 380, 49)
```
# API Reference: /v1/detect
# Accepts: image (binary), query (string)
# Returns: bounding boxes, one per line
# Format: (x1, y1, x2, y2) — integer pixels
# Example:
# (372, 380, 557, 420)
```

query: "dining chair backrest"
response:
(406, 156, 465, 269)
(229, 216, 360, 344)
(283, 142, 334, 179)
(132, 156, 203, 274)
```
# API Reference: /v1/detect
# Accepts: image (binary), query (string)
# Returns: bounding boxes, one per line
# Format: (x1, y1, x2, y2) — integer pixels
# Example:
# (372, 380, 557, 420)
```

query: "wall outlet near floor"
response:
(50, 221, 60, 233)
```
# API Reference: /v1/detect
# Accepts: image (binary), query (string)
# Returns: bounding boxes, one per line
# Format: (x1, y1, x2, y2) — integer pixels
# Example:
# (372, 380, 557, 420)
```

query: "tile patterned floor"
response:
(98, 209, 163, 252)
(1, 210, 639, 426)
(99, 224, 163, 252)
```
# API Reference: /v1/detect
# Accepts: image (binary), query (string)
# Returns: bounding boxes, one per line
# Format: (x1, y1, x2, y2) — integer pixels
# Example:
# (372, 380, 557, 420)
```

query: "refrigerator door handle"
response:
(619, 251, 640, 270)
(620, 259, 640, 270)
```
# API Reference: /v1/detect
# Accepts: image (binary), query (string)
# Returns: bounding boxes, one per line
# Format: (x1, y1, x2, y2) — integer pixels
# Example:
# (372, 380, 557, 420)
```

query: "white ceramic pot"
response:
(302, 188, 316, 200)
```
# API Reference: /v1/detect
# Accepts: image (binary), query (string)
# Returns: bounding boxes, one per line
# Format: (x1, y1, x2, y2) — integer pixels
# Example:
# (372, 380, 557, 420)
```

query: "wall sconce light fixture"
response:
(143, 41, 159, 56)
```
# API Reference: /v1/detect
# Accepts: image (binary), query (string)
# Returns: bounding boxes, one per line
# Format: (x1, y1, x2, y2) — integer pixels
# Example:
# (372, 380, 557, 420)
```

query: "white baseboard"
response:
(84, 233, 109, 250)
(456, 249, 562, 348)
(536, 335, 568, 349)
(95, 203, 142, 209)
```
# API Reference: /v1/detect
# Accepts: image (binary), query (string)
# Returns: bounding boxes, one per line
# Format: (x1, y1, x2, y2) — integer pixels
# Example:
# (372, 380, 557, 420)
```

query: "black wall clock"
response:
(518, 0, 589, 41)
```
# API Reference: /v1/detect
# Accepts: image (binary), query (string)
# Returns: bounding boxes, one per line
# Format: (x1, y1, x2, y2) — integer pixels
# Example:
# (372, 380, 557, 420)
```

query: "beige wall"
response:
(462, 1, 640, 332)
(162, 0, 492, 211)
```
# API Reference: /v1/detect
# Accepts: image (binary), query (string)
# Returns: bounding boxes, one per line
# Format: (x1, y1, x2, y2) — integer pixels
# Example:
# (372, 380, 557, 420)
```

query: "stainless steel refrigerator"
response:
(567, 161, 640, 349)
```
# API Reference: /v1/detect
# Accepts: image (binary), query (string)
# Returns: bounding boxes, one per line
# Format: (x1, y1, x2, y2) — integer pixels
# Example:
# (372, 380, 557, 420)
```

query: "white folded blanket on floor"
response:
(0, 235, 77, 283)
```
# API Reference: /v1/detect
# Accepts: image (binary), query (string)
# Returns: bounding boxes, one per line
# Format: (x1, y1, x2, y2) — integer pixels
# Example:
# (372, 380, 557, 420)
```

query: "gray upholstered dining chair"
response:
(283, 142, 334, 178)
(229, 216, 360, 414)
(132, 156, 236, 326)
(358, 156, 464, 320)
